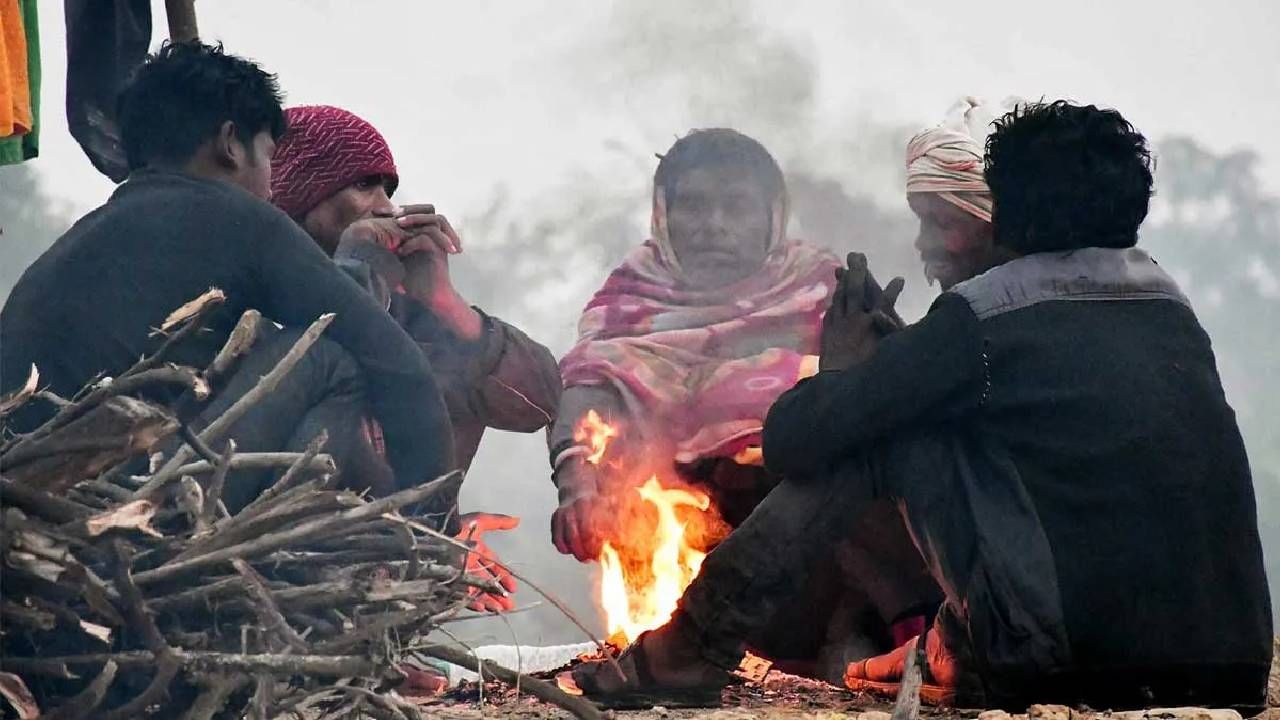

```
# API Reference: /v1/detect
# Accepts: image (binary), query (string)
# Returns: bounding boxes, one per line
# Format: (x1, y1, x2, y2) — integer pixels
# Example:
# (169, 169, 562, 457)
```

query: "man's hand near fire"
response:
(819, 252, 905, 372)
(456, 512, 520, 612)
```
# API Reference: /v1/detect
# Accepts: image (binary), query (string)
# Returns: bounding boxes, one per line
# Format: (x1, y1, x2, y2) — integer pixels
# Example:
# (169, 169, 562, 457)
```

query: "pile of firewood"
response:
(0, 290, 602, 720)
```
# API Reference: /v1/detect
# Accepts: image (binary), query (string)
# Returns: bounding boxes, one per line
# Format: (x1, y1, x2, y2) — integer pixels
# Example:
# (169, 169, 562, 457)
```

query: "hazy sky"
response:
(6, 0, 1279, 646)
(20, 0, 1280, 219)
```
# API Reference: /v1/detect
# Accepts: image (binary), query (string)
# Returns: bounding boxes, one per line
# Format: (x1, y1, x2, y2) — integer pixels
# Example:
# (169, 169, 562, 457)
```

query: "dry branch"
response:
(418, 643, 606, 720)
(133, 313, 336, 500)
(0, 305, 539, 719)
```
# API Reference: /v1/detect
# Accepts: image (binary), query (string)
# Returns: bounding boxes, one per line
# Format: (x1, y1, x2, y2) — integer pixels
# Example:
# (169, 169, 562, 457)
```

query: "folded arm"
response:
(763, 293, 985, 479)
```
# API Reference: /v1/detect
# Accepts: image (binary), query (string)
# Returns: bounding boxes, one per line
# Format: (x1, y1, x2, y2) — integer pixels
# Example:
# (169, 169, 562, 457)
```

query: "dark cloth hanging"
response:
(63, 0, 151, 181)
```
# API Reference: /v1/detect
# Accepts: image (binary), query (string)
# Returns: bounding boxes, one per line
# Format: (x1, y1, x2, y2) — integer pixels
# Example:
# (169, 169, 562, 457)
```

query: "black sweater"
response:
(1, 170, 454, 485)
(765, 248, 1272, 695)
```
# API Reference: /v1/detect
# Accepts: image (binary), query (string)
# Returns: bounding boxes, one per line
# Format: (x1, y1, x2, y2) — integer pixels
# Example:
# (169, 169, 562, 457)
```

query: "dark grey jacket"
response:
(764, 248, 1272, 701)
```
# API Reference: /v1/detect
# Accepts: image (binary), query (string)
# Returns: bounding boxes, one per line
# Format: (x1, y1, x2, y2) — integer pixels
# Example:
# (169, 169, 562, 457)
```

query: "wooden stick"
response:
(417, 643, 605, 720)
(133, 313, 335, 500)
(165, 0, 200, 42)
(231, 558, 308, 653)
(205, 310, 261, 384)
(201, 440, 236, 527)
(232, 432, 331, 520)
(165, 452, 335, 478)
(41, 659, 117, 720)
(6, 650, 385, 678)
(0, 477, 92, 523)
(134, 471, 461, 585)
(401, 516, 624, 682)
(179, 674, 249, 720)
(100, 654, 180, 720)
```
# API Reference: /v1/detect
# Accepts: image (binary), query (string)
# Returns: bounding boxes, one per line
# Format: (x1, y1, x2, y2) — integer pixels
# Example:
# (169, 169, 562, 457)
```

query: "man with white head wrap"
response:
(570, 99, 1271, 712)
(904, 97, 1019, 290)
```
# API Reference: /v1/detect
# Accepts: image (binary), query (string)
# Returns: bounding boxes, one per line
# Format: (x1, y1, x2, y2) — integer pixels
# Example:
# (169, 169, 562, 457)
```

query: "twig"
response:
(417, 643, 605, 720)
(166, 452, 335, 478)
(100, 654, 180, 720)
(394, 514, 625, 682)
(4, 366, 205, 457)
(231, 558, 308, 653)
(41, 659, 118, 720)
(201, 439, 236, 527)
(180, 674, 250, 720)
(135, 288, 226, 374)
(0, 477, 93, 523)
(182, 423, 222, 465)
(0, 364, 39, 418)
(6, 651, 388, 678)
(134, 471, 461, 585)
(133, 313, 336, 500)
(205, 309, 261, 384)
(234, 432, 330, 519)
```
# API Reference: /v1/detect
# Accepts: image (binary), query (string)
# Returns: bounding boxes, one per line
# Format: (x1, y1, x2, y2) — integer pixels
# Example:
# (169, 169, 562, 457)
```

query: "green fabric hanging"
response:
(0, 0, 38, 165)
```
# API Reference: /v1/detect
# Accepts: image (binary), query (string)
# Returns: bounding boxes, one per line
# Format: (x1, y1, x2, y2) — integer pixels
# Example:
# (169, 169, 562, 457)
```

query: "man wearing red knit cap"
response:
(271, 105, 562, 613)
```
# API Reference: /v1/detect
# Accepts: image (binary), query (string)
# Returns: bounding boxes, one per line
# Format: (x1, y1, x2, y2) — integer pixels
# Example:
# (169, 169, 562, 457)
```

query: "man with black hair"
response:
(572, 102, 1271, 711)
(1, 42, 455, 514)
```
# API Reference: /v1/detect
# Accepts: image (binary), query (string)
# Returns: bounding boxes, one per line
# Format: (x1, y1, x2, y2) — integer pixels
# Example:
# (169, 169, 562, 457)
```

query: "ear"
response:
(212, 120, 242, 170)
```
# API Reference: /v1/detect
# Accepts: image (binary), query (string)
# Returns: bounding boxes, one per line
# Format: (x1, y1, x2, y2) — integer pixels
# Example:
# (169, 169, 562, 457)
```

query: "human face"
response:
(301, 175, 397, 256)
(908, 193, 995, 290)
(666, 165, 772, 289)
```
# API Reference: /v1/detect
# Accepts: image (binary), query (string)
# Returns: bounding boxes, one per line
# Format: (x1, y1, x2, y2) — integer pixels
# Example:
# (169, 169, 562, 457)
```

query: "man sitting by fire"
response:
(568, 100, 1273, 711)
(270, 104, 565, 612)
(547, 128, 940, 674)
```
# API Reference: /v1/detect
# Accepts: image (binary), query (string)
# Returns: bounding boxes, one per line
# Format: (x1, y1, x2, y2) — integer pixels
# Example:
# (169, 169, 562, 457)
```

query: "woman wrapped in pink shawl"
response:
(548, 128, 841, 562)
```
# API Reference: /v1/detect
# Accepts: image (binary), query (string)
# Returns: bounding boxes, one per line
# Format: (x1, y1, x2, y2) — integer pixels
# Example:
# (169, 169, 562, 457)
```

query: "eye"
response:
(353, 176, 380, 191)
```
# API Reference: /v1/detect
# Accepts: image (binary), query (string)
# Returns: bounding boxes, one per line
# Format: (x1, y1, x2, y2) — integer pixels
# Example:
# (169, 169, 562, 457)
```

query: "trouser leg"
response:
(189, 326, 391, 513)
(676, 452, 941, 671)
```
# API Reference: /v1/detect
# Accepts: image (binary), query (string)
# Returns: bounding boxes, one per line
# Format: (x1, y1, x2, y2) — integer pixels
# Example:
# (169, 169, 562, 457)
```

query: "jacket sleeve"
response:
(762, 292, 986, 479)
(547, 384, 627, 469)
(251, 214, 456, 487)
(390, 295, 561, 434)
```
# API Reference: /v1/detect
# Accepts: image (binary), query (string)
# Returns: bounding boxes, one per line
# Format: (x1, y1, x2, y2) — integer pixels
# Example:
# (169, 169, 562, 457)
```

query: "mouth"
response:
(919, 253, 949, 286)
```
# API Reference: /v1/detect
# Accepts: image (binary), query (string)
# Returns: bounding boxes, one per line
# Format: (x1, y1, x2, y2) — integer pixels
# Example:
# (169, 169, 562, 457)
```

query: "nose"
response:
(371, 185, 396, 218)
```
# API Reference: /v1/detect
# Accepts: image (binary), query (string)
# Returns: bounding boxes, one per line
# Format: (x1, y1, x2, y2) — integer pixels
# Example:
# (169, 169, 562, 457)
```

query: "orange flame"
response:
(574, 409, 618, 466)
(599, 476, 711, 644)
(572, 410, 722, 646)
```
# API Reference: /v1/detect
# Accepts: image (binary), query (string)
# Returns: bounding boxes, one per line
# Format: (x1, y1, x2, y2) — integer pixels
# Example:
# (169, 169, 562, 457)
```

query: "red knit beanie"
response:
(270, 105, 399, 219)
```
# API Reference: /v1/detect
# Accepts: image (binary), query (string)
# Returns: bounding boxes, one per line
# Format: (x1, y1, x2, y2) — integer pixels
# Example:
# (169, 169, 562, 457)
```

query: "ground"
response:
(410, 637, 1280, 719)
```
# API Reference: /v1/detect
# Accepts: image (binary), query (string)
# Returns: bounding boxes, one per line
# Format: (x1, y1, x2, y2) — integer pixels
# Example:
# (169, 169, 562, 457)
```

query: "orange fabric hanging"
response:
(1, 0, 32, 137)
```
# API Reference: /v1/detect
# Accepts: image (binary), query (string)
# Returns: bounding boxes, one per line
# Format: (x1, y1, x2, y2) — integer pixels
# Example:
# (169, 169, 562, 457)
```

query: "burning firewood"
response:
(0, 292, 599, 720)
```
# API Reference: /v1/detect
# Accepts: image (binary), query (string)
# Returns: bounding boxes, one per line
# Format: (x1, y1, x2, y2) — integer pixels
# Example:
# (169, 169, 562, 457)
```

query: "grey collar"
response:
(949, 247, 1190, 320)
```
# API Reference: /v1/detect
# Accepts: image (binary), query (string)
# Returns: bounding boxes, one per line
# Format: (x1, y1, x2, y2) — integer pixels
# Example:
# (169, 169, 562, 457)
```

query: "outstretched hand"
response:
(550, 460, 618, 563)
(456, 512, 520, 613)
(819, 252, 905, 372)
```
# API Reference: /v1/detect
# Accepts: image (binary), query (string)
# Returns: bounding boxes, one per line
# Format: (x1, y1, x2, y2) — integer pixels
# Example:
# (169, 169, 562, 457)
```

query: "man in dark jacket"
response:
(269, 104, 563, 610)
(1, 43, 454, 512)
(571, 101, 1272, 710)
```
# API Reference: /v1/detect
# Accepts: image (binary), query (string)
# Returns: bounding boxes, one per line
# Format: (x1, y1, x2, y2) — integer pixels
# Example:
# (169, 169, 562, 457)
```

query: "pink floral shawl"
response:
(560, 190, 839, 464)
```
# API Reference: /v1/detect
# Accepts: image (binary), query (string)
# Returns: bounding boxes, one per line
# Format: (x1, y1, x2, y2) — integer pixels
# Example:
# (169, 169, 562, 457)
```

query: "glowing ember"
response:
(572, 410, 724, 645)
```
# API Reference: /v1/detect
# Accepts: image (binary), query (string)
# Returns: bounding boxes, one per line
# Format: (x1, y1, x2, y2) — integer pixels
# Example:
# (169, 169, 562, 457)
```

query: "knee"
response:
(255, 328, 364, 392)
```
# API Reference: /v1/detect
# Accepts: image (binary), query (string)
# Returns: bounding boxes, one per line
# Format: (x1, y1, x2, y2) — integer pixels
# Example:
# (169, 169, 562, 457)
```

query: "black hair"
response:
(655, 128, 785, 204)
(117, 41, 287, 171)
(984, 100, 1154, 253)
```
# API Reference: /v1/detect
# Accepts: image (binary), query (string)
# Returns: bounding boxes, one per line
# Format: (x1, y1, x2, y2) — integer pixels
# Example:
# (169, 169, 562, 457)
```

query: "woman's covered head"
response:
(985, 100, 1153, 254)
(654, 129, 785, 288)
